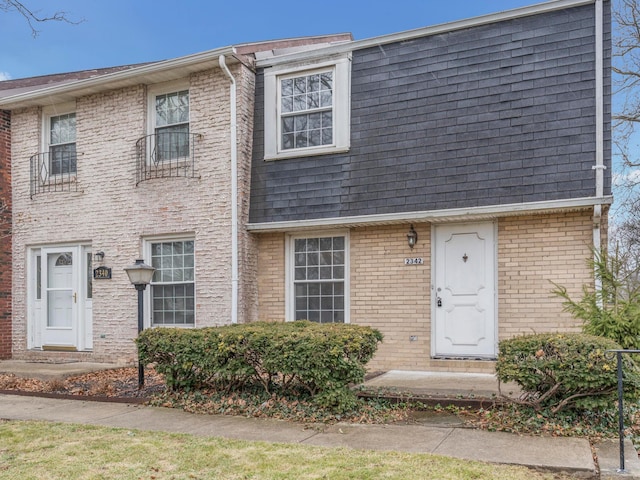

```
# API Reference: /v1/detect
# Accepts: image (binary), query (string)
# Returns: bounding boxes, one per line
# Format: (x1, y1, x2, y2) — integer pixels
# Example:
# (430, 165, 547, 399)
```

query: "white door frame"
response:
(431, 222, 498, 359)
(27, 245, 93, 351)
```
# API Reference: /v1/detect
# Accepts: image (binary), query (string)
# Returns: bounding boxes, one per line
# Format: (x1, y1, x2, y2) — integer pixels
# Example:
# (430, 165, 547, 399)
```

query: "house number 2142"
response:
(404, 258, 424, 265)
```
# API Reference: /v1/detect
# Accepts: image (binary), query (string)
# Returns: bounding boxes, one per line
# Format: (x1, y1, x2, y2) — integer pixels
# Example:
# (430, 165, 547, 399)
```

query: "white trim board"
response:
(247, 196, 613, 232)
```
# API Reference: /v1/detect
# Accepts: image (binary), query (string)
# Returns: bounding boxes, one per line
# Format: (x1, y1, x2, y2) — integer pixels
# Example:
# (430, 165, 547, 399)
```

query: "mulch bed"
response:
(0, 367, 165, 402)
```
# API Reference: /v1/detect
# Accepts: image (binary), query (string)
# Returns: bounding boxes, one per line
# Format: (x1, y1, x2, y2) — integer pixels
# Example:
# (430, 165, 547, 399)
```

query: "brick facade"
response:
(255, 211, 595, 373)
(10, 63, 256, 363)
(0, 110, 11, 359)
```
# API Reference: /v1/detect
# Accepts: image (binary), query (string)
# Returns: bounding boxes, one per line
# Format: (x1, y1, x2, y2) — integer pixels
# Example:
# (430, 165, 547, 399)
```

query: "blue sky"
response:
(1, 0, 536, 80)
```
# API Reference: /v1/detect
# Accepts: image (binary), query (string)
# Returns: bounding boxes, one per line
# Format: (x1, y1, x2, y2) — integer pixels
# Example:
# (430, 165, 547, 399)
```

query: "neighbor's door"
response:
(433, 223, 496, 358)
(41, 247, 78, 348)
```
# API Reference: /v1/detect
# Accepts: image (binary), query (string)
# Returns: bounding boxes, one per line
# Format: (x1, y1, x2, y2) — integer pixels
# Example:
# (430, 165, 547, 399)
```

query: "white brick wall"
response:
(11, 63, 255, 363)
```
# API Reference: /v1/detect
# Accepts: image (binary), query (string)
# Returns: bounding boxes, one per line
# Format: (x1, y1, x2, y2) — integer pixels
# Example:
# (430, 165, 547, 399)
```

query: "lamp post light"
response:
(124, 259, 155, 389)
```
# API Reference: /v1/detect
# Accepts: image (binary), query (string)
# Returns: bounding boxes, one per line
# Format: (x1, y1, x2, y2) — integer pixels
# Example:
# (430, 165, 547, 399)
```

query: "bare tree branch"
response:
(0, 0, 82, 37)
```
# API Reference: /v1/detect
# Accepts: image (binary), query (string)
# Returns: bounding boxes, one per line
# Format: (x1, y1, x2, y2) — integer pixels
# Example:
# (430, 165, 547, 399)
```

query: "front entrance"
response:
(432, 222, 496, 358)
(29, 246, 93, 351)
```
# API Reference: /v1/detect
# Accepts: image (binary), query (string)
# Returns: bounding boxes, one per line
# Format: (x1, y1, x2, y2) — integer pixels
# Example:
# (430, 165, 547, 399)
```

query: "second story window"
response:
(48, 111, 76, 175)
(263, 54, 351, 161)
(154, 89, 189, 162)
(280, 70, 333, 150)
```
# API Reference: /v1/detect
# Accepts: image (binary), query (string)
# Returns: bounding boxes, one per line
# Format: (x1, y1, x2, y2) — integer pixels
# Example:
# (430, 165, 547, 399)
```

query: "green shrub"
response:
(496, 333, 640, 413)
(551, 248, 640, 349)
(136, 321, 383, 412)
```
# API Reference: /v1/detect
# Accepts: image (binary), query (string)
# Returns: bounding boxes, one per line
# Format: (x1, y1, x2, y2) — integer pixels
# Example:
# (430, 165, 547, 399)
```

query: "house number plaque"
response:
(404, 258, 424, 265)
(93, 266, 112, 279)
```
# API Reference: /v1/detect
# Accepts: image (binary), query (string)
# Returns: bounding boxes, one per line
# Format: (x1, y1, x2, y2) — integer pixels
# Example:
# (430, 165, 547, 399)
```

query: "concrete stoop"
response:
(597, 439, 640, 480)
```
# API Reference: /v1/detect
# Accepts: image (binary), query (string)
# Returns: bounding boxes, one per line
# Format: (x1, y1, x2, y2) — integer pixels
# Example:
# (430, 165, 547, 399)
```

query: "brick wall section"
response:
(256, 232, 285, 321)
(254, 211, 595, 372)
(498, 211, 594, 339)
(0, 110, 11, 358)
(11, 63, 255, 363)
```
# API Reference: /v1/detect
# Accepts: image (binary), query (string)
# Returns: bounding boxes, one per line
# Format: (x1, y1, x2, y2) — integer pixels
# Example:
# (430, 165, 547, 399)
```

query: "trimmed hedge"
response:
(496, 333, 640, 413)
(136, 321, 383, 411)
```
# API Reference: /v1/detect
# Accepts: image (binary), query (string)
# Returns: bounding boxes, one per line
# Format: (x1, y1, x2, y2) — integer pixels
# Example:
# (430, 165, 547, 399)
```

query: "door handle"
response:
(437, 297, 442, 307)
(73, 292, 77, 303)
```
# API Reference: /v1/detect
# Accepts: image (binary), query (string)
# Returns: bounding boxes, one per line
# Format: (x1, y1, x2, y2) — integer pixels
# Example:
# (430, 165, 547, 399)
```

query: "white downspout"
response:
(593, 0, 604, 292)
(219, 54, 239, 324)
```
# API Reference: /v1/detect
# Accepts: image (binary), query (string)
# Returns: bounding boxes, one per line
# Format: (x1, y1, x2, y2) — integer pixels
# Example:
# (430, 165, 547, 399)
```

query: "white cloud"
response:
(0, 71, 11, 81)
(613, 169, 640, 187)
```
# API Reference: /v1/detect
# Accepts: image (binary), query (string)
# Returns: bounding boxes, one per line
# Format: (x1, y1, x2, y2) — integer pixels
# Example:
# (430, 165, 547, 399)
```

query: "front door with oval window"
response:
(29, 246, 93, 351)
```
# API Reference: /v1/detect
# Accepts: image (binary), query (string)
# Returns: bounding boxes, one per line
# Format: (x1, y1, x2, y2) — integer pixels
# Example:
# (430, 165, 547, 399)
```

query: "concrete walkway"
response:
(1, 361, 640, 478)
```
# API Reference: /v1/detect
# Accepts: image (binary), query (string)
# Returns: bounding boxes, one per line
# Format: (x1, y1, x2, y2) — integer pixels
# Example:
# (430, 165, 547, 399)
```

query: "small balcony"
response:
(135, 132, 201, 186)
(29, 151, 78, 199)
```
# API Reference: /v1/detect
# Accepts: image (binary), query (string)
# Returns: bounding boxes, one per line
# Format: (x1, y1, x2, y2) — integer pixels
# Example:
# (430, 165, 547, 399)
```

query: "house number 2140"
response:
(404, 258, 424, 265)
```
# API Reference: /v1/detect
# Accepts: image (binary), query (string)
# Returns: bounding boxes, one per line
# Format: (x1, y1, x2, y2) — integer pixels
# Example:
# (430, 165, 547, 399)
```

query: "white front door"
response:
(29, 246, 93, 351)
(433, 223, 496, 358)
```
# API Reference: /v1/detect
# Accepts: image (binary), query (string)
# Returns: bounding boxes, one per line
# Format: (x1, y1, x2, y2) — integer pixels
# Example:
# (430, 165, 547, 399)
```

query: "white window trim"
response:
(42, 102, 76, 151)
(284, 230, 350, 323)
(41, 102, 77, 178)
(145, 80, 191, 165)
(143, 234, 196, 328)
(264, 54, 351, 161)
(146, 79, 191, 137)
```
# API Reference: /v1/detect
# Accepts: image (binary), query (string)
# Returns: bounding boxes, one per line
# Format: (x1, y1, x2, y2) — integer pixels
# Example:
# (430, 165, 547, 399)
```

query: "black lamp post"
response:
(124, 259, 155, 389)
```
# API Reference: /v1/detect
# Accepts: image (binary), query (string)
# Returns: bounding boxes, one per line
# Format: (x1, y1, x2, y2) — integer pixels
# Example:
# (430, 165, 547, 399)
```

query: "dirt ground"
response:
(0, 367, 165, 399)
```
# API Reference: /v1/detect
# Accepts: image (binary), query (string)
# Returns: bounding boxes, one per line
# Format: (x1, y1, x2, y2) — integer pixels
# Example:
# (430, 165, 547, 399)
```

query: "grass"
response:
(0, 420, 570, 480)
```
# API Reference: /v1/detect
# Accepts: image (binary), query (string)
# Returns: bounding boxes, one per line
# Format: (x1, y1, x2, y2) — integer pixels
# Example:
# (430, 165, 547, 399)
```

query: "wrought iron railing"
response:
(29, 151, 78, 199)
(135, 132, 201, 185)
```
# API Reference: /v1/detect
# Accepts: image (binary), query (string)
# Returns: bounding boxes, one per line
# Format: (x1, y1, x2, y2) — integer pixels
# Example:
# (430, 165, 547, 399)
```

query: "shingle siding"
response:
(250, 3, 611, 223)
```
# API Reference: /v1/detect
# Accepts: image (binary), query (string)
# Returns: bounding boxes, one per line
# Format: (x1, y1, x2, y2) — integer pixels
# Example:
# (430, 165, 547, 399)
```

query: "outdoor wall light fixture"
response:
(94, 251, 105, 262)
(407, 224, 418, 250)
(124, 259, 156, 389)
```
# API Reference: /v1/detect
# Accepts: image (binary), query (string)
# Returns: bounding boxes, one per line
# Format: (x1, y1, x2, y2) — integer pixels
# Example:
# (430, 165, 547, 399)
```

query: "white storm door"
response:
(433, 223, 496, 358)
(41, 247, 79, 348)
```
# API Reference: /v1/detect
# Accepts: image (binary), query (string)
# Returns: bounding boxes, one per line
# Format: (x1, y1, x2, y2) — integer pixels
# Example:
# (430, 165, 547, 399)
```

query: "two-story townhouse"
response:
(249, 0, 612, 373)
(0, 35, 351, 363)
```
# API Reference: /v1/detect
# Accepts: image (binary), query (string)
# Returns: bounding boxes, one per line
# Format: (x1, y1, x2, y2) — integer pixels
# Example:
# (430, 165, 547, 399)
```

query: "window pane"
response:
(50, 113, 76, 145)
(151, 239, 195, 326)
(292, 236, 346, 324)
(279, 70, 334, 151)
(50, 143, 77, 176)
(155, 124, 190, 162)
(86, 252, 92, 299)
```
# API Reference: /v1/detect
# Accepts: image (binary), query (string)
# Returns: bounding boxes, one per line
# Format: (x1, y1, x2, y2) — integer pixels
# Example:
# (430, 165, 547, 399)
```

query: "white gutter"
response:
(0, 46, 236, 109)
(247, 196, 613, 232)
(256, 0, 595, 68)
(593, 0, 605, 252)
(593, 0, 605, 297)
(219, 55, 239, 324)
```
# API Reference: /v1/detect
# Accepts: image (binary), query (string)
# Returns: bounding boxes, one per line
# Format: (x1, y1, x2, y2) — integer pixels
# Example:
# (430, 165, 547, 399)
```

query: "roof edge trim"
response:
(0, 45, 236, 108)
(246, 196, 613, 232)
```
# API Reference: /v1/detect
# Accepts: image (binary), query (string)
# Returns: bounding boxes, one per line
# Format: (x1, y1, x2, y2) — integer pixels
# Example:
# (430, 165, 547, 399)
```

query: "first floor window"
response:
(292, 235, 346, 323)
(150, 239, 195, 326)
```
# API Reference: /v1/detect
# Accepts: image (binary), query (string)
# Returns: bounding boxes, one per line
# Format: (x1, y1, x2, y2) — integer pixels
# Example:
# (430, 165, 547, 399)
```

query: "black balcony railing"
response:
(29, 151, 78, 198)
(135, 132, 201, 185)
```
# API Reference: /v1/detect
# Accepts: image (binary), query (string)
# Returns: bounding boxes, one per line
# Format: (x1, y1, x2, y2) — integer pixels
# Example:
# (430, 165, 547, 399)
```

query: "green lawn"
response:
(0, 420, 570, 480)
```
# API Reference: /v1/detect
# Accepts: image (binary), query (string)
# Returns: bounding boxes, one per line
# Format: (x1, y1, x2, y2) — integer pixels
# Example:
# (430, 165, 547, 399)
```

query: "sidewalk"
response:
(1, 362, 640, 478)
(0, 392, 624, 479)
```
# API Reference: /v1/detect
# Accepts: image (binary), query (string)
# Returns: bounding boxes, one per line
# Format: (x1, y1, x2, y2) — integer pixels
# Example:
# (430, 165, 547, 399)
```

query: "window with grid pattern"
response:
(293, 236, 345, 323)
(150, 240, 195, 326)
(280, 71, 333, 151)
(154, 90, 190, 161)
(49, 112, 77, 175)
